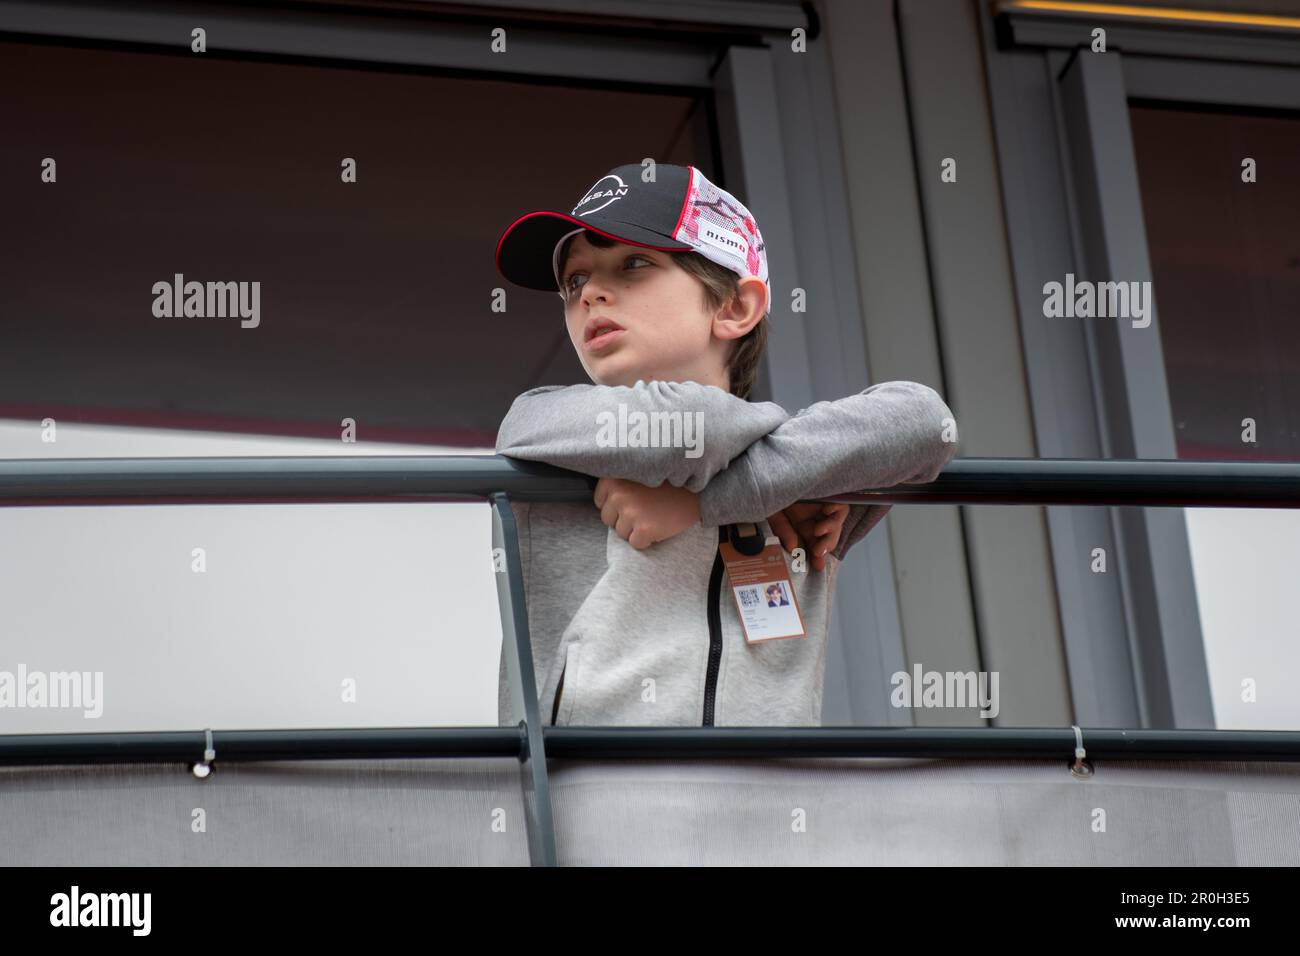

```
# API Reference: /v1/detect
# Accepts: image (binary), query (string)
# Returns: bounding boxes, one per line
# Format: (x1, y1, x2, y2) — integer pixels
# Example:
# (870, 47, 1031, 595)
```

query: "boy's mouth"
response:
(583, 316, 626, 352)
(584, 327, 626, 353)
(583, 316, 625, 342)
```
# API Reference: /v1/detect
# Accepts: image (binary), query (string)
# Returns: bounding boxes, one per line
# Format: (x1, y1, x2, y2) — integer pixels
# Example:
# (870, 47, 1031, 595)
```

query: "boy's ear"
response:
(715, 277, 767, 340)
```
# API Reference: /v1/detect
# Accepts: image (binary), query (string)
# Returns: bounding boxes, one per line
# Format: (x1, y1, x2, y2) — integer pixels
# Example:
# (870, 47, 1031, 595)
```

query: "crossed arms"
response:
(495, 378, 956, 562)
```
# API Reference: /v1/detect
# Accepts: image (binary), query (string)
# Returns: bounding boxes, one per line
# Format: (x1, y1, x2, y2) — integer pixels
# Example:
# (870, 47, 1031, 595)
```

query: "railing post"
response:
(490, 492, 557, 867)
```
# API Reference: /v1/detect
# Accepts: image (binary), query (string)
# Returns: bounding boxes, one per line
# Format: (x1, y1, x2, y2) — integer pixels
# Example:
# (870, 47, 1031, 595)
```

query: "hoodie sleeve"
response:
(495, 380, 790, 491)
(696, 381, 957, 560)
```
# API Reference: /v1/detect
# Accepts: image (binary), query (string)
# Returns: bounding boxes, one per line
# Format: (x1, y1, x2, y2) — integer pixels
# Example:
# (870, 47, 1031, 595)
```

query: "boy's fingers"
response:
(812, 529, 838, 559)
(814, 505, 850, 536)
(614, 513, 635, 542)
(768, 512, 797, 553)
(807, 545, 825, 570)
(599, 498, 621, 530)
(818, 506, 847, 527)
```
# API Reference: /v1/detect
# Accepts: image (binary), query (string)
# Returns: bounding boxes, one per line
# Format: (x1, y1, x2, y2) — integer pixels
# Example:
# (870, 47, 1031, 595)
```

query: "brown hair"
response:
(557, 230, 768, 400)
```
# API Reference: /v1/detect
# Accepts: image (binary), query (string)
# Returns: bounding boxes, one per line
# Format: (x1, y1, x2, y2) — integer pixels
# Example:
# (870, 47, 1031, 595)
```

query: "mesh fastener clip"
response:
(1069, 724, 1094, 778)
(192, 728, 216, 779)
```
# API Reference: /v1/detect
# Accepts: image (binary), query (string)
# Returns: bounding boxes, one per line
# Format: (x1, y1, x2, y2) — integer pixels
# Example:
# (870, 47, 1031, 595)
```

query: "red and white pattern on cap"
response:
(676, 169, 769, 291)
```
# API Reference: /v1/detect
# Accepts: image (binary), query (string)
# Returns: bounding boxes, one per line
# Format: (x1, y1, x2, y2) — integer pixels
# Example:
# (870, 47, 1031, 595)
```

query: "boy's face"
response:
(558, 232, 735, 389)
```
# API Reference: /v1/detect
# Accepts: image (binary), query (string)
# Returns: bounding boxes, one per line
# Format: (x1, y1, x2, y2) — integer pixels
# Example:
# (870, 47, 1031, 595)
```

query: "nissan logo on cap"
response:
(573, 175, 630, 216)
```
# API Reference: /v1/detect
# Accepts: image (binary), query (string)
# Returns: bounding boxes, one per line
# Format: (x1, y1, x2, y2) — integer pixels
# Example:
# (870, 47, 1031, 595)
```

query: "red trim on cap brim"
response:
(495, 210, 692, 277)
(669, 166, 694, 240)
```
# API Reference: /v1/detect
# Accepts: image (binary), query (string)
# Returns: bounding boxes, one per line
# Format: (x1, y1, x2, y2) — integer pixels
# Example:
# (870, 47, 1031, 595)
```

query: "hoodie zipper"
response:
(557, 522, 729, 726)
(551, 664, 566, 726)
(558, 524, 737, 727)
(703, 525, 727, 726)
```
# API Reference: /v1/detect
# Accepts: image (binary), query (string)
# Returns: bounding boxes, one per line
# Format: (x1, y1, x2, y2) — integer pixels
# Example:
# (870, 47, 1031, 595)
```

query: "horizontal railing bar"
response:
(543, 727, 1300, 760)
(837, 457, 1300, 507)
(0, 455, 1298, 507)
(0, 727, 527, 766)
(0, 455, 591, 505)
(2, 726, 1298, 766)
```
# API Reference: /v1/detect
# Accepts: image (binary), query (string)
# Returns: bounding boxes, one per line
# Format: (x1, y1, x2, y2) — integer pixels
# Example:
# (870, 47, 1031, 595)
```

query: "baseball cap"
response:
(495, 163, 771, 315)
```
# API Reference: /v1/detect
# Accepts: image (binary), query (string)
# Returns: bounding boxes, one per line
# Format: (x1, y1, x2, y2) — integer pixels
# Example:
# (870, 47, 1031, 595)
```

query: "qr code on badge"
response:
(739, 587, 760, 608)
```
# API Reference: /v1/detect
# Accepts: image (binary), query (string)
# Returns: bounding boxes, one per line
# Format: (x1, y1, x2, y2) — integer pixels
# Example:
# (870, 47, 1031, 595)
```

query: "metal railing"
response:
(2, 453, 1300, 865)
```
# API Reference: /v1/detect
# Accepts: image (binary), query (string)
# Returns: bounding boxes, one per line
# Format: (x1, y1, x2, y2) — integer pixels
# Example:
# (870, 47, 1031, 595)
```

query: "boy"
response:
(494, 162, 954, 727)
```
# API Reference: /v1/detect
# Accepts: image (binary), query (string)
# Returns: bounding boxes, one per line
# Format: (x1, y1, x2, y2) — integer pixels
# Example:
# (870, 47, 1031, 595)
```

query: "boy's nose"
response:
(580, 278, 613, 304)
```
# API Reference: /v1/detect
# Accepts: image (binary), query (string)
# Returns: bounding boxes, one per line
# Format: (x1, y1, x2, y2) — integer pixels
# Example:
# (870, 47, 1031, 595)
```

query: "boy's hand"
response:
(594, 477, 702, 550)
(768, 502, 850, 572)
(593, 478, 850, 568)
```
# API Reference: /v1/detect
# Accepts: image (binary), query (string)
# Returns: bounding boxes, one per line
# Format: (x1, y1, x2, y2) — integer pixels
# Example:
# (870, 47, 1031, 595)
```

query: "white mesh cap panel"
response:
(675, 167, 771, 315)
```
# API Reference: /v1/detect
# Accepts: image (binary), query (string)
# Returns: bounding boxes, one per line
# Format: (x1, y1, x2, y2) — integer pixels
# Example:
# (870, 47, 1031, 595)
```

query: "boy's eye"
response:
(564, 255, 651, 294)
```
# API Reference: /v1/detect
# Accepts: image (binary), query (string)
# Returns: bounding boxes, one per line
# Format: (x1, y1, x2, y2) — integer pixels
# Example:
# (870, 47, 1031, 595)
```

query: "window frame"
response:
(982, 4, 1300, 728)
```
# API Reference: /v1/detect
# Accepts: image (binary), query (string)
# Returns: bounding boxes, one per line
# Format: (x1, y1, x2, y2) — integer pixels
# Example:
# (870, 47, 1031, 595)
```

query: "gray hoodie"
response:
(495, 379, 955, 728)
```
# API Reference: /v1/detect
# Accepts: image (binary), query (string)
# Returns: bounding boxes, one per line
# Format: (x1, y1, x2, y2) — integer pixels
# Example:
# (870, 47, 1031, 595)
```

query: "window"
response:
(0, 39, 710, 459)
(1130, 102, 1300, 461)
(0, 37, 712, 732)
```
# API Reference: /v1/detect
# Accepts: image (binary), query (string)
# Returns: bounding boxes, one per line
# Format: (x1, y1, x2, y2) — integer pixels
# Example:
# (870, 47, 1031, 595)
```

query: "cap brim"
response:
(495, 210, 692, 292)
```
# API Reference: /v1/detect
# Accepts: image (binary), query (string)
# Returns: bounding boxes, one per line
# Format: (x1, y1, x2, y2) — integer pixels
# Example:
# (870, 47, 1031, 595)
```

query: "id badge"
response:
(719, 524, 806, 644)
